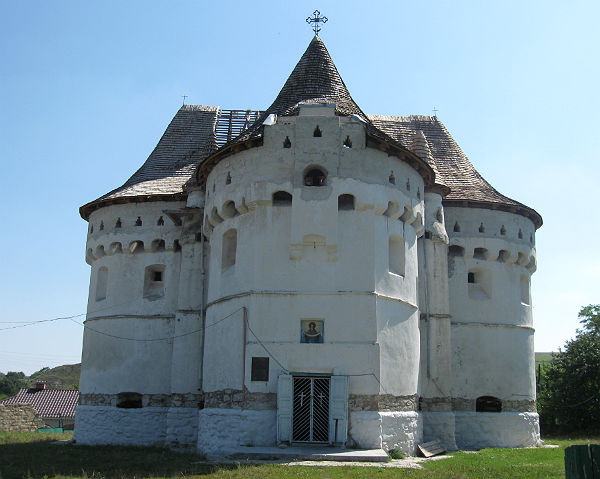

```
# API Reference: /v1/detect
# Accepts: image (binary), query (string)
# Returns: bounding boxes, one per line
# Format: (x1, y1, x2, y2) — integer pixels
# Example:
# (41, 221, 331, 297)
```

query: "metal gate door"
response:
(292, 376, 330, 443)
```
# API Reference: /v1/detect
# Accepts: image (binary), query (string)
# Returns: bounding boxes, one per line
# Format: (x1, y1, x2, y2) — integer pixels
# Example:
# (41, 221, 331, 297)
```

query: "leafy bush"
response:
(388, 449, 405, 459)
(538, 305, 600, 434)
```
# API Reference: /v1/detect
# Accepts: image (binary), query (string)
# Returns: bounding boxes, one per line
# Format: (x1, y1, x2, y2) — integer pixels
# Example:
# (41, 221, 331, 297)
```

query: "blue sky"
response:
(1, 1, 598, 374)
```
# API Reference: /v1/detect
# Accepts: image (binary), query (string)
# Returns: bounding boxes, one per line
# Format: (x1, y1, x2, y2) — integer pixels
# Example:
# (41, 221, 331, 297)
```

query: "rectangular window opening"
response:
(251, 357, 269, 381)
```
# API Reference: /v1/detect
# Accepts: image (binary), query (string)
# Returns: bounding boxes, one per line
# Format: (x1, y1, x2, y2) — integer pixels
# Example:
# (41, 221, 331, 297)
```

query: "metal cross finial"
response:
(182, 95, 188, 106)
(306, 10, 328, 35)
(432, 107, 439, 117)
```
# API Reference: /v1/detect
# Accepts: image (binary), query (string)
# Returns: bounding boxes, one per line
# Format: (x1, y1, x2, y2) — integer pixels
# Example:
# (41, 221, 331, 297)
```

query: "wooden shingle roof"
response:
(80, 105, 220, 220)
(79, 37, 541, 228)
(370, 115, 542, 227)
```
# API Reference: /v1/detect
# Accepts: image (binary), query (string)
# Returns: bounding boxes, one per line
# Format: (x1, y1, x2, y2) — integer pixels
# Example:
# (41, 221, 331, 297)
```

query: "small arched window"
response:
(338, 194, 355, 211)
(476, 396, 502, 412)
(304, 167, 327, 187)
(272, 191, 292, 206)
(117, 392, 142, 409)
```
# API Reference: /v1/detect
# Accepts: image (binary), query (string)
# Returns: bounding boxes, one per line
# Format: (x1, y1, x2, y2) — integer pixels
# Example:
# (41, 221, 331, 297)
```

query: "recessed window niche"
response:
(272, 191, 292, 206)
(388, 235, 405, 276)
(221, 229, 237, 271)
(338, 194, 355, 211)
(520, 275, 530, 304)
(95, 267, 108, 301)
(468, 268, 491, 300)
(117, 392, 142, 409)
(476, 396, 502, 412)
(144, 264, 165, 300)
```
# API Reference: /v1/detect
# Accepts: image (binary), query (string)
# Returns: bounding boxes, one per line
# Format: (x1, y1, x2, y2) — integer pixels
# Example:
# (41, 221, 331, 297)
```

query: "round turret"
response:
(445, 206, 538, 449)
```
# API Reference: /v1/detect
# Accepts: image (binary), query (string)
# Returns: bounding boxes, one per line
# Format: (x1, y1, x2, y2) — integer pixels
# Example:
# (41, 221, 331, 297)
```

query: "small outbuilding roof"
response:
(1, 388, 79, 419)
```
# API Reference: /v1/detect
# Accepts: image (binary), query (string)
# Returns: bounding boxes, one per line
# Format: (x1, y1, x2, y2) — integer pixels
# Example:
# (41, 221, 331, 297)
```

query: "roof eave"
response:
(195, 136, 264, 187)
(443, 198, 543, 229)
(79, 193, 187, 221)
(365, 133, 437, 189)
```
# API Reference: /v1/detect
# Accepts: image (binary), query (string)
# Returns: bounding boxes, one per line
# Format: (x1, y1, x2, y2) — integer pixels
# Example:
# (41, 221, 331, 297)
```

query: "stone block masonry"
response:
(0, 404, 45, 431)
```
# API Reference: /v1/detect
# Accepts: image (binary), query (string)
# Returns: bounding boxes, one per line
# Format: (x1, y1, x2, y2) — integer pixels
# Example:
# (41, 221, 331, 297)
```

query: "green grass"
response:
(0, 431, 597, 479)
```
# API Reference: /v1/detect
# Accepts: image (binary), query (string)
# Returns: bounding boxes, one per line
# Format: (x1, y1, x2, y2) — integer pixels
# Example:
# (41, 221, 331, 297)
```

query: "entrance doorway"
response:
(292, 375, 330, 443)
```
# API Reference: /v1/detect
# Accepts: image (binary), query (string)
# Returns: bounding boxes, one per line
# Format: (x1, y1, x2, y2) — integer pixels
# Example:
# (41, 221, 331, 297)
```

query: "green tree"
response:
(538, 305, 600, 434)
(0, 371, 26, 397)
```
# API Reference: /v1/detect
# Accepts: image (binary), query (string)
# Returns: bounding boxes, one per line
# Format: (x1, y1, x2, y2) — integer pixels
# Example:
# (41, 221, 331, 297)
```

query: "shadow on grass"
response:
(0, 440, 251, 479)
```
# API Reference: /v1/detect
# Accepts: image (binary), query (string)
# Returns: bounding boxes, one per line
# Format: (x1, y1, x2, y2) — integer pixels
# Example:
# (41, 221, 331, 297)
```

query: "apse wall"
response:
(75, 200, 202, 448)
(198, 107, 426, 454)
(445, 206, 539, 448)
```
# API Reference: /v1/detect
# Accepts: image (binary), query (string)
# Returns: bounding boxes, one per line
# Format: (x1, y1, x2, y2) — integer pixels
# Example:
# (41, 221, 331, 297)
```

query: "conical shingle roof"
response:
(196, 36, 436, 188)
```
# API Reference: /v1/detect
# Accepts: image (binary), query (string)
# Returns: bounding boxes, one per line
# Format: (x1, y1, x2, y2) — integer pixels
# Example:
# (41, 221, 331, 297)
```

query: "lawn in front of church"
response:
(0, 431, 595, 478)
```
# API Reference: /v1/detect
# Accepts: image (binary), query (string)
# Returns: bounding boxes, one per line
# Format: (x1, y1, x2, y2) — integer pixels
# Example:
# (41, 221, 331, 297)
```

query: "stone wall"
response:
(0, 404, 44, 431)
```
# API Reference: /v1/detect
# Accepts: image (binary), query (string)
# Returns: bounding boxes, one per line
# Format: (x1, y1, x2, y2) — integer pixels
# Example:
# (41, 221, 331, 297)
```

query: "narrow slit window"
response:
(313, 125, 322, 137)
(222, 229, 237, 271)
(520, 275, 530, 304)
(283, 136, 291, 148)
(389, 235, 405, 276)
(96, 267, 108, 301)
(389, 171, 396, 184)
(343, 135, 352, 148)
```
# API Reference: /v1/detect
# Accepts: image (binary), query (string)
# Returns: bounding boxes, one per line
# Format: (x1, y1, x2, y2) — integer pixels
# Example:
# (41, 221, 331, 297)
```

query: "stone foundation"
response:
(197, 408, 277, 458)
(203, 390, 276, 410)
(349, 394, 417, 412)
(451, 397, 536, 412)
(79, 393, 203, 408)
(74, 405, 199, 447)
(454, 411, 540, 449)
(348, 410, 422, 454)
(421, 411, 457, 451)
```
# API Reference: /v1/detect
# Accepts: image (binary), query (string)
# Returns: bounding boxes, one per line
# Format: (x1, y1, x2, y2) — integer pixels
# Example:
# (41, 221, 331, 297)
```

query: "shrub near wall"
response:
(0, 404, 44, 431)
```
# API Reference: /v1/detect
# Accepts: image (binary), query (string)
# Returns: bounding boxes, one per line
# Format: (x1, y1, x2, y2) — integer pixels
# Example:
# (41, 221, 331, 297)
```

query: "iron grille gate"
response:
(292, 376, 330, 443)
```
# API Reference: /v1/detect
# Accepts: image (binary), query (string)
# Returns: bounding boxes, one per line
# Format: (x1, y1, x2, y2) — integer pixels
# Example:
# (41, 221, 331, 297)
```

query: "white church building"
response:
(75, 35, 542, 455)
